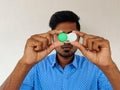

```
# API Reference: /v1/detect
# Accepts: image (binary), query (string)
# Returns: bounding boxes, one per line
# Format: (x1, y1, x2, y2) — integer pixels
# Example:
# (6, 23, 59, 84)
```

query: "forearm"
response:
(0, 59, 33, 90)
(99, 62, 120, 90)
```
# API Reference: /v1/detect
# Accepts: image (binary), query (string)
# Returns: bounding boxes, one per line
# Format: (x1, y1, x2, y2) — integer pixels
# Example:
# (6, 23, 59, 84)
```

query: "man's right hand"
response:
(21, 30, 63, 66)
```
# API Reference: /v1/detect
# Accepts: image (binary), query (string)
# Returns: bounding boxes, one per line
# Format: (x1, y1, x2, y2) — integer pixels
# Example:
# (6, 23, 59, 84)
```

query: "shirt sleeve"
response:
(20, 66, 35, 90)
(98, 71, 113, 90)
(20, 84, 33, 90)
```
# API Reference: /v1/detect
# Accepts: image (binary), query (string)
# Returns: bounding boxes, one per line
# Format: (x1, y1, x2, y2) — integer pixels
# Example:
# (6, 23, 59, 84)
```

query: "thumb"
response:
(71, 41, 87, 56)
(46, 41, 64, 54)
(37, 41, 64, 61)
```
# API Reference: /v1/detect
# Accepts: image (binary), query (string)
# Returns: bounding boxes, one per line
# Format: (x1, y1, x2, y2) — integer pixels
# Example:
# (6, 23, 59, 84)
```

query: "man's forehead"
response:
(55, 22, 77, 32)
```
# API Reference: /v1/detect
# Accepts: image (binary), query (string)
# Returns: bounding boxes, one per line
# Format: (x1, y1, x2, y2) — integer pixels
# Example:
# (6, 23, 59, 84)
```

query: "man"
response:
(0, 11, 120, 90)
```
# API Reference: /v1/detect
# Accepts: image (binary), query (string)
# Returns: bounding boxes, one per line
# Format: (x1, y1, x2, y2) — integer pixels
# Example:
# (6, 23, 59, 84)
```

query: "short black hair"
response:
(49, 10, 80, 30)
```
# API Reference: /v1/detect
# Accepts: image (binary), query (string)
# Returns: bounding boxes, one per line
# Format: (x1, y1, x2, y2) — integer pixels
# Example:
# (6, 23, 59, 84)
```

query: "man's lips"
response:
(61, 43, 73, 50)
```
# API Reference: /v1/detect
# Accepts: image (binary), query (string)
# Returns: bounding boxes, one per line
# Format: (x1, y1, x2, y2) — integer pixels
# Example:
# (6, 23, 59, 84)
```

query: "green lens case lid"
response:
(58, 32, 68, 42)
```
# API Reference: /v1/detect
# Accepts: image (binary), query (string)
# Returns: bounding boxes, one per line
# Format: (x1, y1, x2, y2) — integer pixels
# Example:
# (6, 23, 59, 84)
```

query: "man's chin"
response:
(57, 52, 74, 58)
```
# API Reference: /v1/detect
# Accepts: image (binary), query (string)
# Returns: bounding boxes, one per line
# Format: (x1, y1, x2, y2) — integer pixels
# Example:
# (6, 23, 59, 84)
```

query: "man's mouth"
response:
(61, 43, 73, 50)
(61, 45, 73, 50)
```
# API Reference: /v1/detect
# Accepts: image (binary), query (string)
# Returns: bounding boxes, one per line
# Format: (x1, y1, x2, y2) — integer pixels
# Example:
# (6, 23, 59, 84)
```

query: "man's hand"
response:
(71, 31, 120, 90)
(71, 31, 113, 67)
(0, 30, 64, 90)
(21, 30, 63, 66)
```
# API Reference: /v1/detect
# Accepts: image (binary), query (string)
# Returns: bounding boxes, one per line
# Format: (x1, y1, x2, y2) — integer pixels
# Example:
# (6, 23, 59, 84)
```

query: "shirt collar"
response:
(51, 54, 58, 67)
(51, 54, 78, 69)
(71, 55, 78, 68)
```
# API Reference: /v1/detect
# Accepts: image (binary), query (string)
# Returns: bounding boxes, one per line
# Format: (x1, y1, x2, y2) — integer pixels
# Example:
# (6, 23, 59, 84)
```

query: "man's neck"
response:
(57, 54, 74, 69)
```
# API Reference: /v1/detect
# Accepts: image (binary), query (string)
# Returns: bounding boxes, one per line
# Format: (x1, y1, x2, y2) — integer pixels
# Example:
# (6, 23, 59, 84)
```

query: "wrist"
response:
(98, 60, 118, 73)
(99, 60, 120, 90)
(19, 57, 36, 68)
(97, 58, 114, 69)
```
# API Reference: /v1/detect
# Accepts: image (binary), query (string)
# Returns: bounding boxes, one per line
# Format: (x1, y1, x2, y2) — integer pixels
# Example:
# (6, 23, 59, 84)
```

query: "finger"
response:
(73, 31, 88, 47)
(48, 30, 63, 42)
(87, 38, 94, 51)
(92, 39, 110, 51)
(40, 30, 62, 44)
(45, 41, 64, 54)
(41, 37, 49, 49)
(71, 41, 87, 56)
(53, 34, 59, 42)
(93, 41, 101, 52)
(37, 41, 64, 62)
(82, 36, 88, 47)
(38, 33, 53, 45)
(81, 34, 101, 49)
(87, 37, 104, 51)
(26, 38, 43, 51)
(73, 31, 86, 37)
(31, 35, 49, 50)
(51, 41, 64, 49)
(85, 37, 101, 51)
(42, 34, 53, 46)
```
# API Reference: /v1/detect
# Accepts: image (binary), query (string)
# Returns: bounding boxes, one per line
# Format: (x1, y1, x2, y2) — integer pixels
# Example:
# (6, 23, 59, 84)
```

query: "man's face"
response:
(54, 22, 79, 58)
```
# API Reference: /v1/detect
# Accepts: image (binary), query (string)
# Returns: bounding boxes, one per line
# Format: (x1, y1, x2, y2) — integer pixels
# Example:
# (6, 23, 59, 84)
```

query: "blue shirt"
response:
(20, 54, 113, 90)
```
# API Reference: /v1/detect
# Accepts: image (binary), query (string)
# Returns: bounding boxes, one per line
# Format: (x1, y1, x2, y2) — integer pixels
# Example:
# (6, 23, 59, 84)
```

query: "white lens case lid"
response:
(67, 32, 77, 42)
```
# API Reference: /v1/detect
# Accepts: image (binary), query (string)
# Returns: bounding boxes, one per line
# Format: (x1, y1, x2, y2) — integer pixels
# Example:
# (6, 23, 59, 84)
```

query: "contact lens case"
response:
(58, 32, 77, 42)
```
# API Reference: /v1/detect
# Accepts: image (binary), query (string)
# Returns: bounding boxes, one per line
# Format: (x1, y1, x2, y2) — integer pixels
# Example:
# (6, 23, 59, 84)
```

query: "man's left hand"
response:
(71, 31, 114, 67)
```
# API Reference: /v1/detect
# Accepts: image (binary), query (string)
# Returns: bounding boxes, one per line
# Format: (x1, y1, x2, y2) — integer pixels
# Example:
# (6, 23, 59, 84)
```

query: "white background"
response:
(0, 0, 120, 85)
